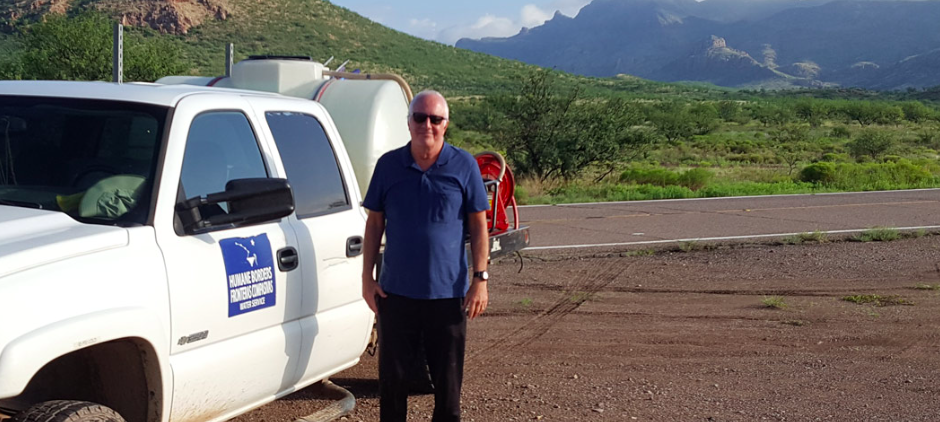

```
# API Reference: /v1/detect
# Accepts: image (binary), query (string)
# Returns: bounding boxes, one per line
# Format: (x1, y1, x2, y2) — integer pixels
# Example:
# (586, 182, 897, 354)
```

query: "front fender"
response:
(0, 307, 170, 399)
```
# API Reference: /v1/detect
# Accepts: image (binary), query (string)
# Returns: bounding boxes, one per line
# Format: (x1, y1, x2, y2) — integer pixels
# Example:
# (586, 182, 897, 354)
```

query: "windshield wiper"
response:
(0, 199, 45, 209)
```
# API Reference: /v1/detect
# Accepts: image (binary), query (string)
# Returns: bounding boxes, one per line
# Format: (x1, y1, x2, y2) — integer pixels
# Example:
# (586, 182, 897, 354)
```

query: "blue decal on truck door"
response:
(220, 234, 276, 317)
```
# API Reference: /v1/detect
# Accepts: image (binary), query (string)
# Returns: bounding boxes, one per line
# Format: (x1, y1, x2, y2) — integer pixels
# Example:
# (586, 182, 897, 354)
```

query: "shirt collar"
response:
(400, 141, 454, 171)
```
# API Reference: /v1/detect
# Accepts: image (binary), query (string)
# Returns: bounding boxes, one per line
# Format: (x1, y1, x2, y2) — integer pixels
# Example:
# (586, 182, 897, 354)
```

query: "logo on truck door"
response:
(220, 234, 276, 317)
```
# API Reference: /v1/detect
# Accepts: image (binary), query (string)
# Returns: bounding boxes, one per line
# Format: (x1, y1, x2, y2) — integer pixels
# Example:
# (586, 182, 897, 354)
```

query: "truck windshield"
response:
(0, 96, 167, 226)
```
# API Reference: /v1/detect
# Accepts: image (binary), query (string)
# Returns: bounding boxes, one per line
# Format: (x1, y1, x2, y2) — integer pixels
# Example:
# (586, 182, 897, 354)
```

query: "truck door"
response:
(152, 95, 303, 421)
(251, 100, 372, 384)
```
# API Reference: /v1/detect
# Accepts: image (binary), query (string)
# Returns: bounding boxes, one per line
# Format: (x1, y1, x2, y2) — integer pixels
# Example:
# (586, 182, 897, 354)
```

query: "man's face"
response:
(408, 95, 449, 151)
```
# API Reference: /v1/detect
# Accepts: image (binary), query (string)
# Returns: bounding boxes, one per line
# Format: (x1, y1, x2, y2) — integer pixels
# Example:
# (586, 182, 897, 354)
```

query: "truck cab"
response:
(0, 81, 374, 422)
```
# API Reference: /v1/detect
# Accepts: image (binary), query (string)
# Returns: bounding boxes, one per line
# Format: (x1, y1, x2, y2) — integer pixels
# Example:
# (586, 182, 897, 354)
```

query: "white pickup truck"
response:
(0, 57, 527, 422)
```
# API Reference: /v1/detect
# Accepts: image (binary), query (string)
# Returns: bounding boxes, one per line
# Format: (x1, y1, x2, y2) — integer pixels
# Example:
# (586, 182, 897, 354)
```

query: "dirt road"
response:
(234, 234, 940, 421)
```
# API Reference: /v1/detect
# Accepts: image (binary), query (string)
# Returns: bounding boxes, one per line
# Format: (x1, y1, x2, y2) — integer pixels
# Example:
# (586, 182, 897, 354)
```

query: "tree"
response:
(688, 103, 720, 136)
(648, 102, 695, 143)
(848, 130, 894, 161)
(900, 101, 933, 123)
(770, 125, 812, 175)
(751, 103, 794, 127)
(717, 100, 749, 124)
(793, 99, 828, 128)
(15, 12, 186, 82)
(487, 71, 655, 181)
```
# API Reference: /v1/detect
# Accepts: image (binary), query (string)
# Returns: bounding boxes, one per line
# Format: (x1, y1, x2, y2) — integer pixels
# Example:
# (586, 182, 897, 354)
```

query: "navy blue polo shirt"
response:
(363, 142, 489, 299)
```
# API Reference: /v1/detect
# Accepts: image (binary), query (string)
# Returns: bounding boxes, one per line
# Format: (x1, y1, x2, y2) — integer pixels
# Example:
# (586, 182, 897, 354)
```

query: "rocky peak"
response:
(707, 35, 727, 50)
(2, 0, 231, 34)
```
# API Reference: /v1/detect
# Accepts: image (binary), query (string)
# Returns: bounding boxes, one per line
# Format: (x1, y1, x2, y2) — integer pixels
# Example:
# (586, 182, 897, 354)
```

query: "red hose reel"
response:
(475, 151, 519, 235)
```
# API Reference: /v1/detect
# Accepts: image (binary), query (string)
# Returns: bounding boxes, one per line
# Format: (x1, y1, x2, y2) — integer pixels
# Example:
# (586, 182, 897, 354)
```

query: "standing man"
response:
(361, 90, 490, 422)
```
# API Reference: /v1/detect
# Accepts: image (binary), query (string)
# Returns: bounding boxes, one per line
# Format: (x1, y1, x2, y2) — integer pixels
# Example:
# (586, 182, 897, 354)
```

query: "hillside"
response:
(457, 0, 940, 90)
(0, 0, 725, 98)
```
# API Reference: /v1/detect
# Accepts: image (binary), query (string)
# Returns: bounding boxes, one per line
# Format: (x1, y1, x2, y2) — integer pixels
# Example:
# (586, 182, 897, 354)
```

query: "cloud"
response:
(410, 18, 437, 29)
(408, 17, 439, 40)
(520, 5, 554, 28)
(439, 14, 518, 45)
(438, 1, 591, 45)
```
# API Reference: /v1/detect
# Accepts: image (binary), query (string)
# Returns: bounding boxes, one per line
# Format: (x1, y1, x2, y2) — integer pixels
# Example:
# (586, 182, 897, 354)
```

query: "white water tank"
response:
(156, 58, 412, 196)
(230, 58, 326, 99)
(314, 79, 410, 197)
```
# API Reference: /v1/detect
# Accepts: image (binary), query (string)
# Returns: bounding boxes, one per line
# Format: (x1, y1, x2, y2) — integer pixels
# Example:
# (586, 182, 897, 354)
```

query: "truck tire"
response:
(13, 400, 126, 422)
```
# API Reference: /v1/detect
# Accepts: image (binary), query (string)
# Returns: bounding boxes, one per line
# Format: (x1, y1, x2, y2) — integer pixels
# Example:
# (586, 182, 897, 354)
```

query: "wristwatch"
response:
(472, 270, 489, 281)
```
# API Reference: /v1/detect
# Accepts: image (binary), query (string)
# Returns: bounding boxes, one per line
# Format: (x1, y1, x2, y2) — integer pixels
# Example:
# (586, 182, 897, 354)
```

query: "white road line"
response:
(518, 188, 940, 208)
(526, 225, 940, 251)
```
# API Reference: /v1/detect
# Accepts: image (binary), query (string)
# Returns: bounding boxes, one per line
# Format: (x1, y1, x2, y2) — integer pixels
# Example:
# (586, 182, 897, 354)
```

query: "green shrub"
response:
(800, 162, 837, 184)
(762, 296, 788, 309)
(848, 130, 895, 160)
(855, 227, 900, 242)
(820, 153, 852, 163)
(678, 168, 714, 190)
(620, 166, 679, 186)
(829, 126, 852, 138)
(842, 294, 911, 306)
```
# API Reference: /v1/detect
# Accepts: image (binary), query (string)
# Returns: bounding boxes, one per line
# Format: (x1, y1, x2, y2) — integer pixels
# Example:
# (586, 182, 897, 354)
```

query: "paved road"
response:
(519, 189, 940, 249)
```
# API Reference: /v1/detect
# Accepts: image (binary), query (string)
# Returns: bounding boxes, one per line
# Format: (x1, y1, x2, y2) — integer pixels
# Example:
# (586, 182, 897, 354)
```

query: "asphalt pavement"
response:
(519, 189, 940, 249)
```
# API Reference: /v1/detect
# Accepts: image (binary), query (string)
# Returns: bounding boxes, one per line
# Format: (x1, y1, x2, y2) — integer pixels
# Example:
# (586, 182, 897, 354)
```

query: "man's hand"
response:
(464, 280, 488, 320)
(362, 275, 387, 314)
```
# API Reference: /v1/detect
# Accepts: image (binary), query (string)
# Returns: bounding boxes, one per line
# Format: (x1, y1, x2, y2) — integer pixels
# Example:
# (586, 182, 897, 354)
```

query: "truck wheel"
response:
(13, 400, 126, 422)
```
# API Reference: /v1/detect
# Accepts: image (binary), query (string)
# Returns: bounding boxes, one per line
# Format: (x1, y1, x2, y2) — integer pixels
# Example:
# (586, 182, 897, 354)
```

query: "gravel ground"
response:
(234, 235, 940, 421)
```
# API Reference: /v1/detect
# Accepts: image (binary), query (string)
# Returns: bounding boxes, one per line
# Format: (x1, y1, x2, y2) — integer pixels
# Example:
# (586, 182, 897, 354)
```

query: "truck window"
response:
(179, 111, 268, 213)
(265, 111, 350, 218)
(0, 96, 166, 225)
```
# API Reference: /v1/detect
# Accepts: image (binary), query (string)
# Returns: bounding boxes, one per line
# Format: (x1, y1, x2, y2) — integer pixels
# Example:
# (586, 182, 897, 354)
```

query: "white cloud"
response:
(520, 5, 554, 28)
(408, 17, 439, 40)
(437, 1, 591, 45)
(439, 14, 517, 45)
(410, 18, 437, 29)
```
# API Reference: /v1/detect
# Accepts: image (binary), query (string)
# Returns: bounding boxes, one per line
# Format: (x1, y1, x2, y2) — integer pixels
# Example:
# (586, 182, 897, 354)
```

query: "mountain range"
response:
(455, 0, 940, 90)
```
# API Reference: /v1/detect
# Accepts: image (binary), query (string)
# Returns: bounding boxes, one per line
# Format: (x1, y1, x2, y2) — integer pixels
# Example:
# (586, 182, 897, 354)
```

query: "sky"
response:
(330, 0, 592, 45)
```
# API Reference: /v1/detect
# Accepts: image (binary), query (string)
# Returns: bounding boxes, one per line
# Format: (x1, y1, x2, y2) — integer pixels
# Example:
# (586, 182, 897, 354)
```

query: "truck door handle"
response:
(346, 236, 363, 257)
(277, 247, 298, 271)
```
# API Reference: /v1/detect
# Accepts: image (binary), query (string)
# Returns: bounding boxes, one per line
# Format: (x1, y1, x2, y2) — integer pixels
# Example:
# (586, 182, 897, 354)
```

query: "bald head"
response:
(409, 90, 449, 120)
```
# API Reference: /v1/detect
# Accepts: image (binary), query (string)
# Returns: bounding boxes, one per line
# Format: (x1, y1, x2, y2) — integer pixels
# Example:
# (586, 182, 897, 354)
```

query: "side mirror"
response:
(177, 178, 294, 234)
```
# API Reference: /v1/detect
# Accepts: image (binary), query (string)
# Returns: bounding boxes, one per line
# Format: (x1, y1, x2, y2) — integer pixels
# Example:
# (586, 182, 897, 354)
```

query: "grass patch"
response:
(854, 227, 901, 242)
(906, 229, 928, 239)
(761, 296, 788, 309)
(782, 231, 829, 245)
(782, 319, 808, 326)
(841, 294, 912, 306)
(621, 249, 655, 257)
(518, 297, 533, 308)
(569, 291, 595, 304)
(676, 241, 716, 252)
(913, 284, 940, 291)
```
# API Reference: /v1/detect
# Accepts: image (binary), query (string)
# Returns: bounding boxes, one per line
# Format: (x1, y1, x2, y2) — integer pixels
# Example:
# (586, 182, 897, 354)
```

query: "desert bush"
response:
(829, 126, 852, 139)
(848, 130, 895, 160)
(800, 162, 837, 184)
(620, 166, 679, 186)
(678, 168, 713, 190)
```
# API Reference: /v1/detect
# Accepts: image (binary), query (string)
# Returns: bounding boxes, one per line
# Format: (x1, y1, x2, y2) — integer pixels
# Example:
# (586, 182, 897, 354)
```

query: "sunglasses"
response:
(411, 112, 447, 125)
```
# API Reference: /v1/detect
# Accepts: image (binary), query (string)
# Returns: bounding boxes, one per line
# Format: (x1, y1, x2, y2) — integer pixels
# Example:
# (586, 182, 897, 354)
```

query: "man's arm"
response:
(464, 210, 488, 319)
(362, 210, 387, 313)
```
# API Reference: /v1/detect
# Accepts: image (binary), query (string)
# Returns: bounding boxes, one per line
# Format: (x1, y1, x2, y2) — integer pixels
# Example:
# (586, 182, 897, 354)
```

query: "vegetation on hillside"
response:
(449, 71, 940, 204)
(2, 5, 940, 206)
(0, 13, 186, 81)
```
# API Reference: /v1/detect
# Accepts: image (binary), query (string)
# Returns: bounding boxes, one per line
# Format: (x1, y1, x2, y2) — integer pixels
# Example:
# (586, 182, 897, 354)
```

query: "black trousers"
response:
(378, 293, 466, 422)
